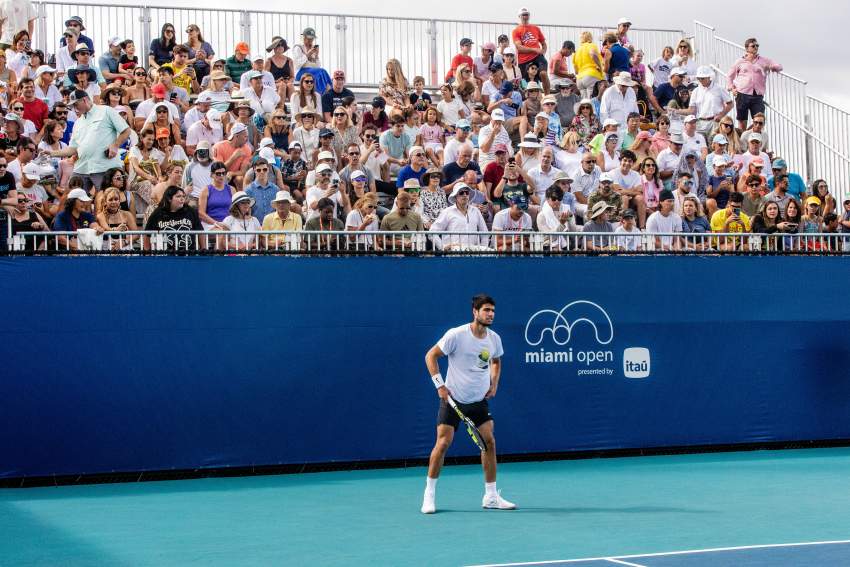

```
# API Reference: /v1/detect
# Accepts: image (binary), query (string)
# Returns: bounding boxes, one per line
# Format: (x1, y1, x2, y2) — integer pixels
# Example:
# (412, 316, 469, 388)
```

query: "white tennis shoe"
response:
(482, 490, 516, 510)
(421, 491, 436, 514)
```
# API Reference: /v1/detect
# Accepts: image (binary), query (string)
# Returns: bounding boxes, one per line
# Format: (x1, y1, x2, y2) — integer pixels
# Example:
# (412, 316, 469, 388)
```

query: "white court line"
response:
(604, 559, 645, 567)
(465, 539, 850, 566)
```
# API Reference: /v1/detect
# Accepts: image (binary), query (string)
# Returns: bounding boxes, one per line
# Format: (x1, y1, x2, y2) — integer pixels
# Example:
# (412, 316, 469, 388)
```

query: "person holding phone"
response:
(710, 191, 750, 251)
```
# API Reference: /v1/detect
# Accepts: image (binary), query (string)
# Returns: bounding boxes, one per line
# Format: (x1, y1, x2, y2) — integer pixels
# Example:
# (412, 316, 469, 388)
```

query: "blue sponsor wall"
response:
(2, 256, 850, 479)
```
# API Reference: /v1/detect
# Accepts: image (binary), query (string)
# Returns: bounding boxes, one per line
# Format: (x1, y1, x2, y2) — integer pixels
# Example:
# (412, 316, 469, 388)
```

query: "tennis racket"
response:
(446, 395, 488, 453)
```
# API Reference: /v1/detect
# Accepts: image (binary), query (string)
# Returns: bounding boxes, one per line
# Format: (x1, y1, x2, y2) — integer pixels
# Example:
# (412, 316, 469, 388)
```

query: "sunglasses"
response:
(366, 205, 377, 209)
(352, 177, 366, 182)
(0, 163, 7, 168)
(134, 71, 146, 76)
(12, 106, 23, 111)
(156, 108, 168, 113)
(302, 80, 314, 84)
(748, 43, 759, 48)
(255, 167, 268, 172)
(582, 160, 595, 164)
(457, 190, 470, 196)
(17, 198, 27, 203)
(747, 182, 760, 187)
(364, 134, 376, 139)
(334, 113, 346, 117)
(753, 121, 765, 125)
(644, 163, 657, 168)
(213, 170, 227, 176)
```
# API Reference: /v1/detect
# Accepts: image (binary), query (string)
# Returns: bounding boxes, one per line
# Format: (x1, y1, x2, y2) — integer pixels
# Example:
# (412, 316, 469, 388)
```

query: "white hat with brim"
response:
(695, 66, 713, 79)
(272, 190, 294, 203)
(230, 190, 255, 209)
(449, 182, 472, 201)
(574, 98, 594, 114)
(590, 200, 612, 219)
(613, 72, 637, 87)
(35, 65, 56, 76)
(66, 187, 92, 201)
(316, 163, 333, 173)
(518, 138, 541, 149)
(617, 17, 631, 25)
(229, 122, 247, 139)
(259, 137, 274, 149)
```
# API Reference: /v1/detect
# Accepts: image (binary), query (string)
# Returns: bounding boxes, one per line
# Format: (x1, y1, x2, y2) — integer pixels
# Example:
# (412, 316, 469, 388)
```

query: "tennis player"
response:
(421, 294, 516, 514)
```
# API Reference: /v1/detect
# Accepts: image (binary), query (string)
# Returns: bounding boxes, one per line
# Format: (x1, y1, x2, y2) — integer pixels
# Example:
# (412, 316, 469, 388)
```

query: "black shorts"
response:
(735, 92, 765, 121)
(437, 398, 493, 429)
(519, 54, 548, 80)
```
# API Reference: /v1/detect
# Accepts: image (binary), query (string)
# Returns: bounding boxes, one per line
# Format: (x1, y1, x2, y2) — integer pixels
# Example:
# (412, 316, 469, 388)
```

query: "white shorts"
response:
(423, 142, 444, 154)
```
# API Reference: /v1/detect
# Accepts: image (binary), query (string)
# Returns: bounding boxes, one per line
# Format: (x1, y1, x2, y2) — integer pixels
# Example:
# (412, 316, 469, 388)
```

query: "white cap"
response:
(258, 147, 275, 162)
(66, 188, 92, 201)
(272, 190, 294, 203)
(317, 150, 335, 161)
(602, 118, 619, 127)
(409, 145, 425, 155)
(750, 132, 763, 142)
(196, 91, 213, 104)
(670, 67, 687, 76)
(535, 111, 550, 121)
(599, 172, 614, 183)
(490, 108, 505, 121)
(351, 170, 367, 180)
(517, 6, 529, 15)
(712, 155, 729, 167)
(258, 137, 274, 149)
(108, 36, 123, 47)
(35, 64, 56, 76)
(229, 122, 247, 139)
(196, 140, 211, 151)
(684, 114, 697, 123)
(617, 17, 631, 25)
(23, 162, 46, 181)
(503, 46, 516, 56)
(289, 141, 303, 150)
(246, 70, 263, 81)
(206, 109, 222, 124)
(316, 163, 333, 173)
(695, 65, 713, 79)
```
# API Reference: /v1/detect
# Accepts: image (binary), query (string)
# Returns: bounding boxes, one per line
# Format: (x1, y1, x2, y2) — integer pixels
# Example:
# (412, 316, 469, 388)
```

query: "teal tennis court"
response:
(3, 447, 850, 566)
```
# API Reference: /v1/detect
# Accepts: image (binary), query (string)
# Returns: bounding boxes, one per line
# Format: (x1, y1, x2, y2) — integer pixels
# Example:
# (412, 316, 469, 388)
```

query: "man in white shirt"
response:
(429, 183, 489, 250)
(657, 132, 684, 190)
(681, 66, 733, 138)
(527, 146, 561, 204)
(477, 109, 513, 169)
(182, 91, 213, 131)
(182, 141, 213, 203)
(492, 195, 533, 251)
(240, 70, 280, 119)
(569, 155, 600, 220)
(645, 189, 682, 250)
(735, 133, 771, 172)
(672, 172, 698, 216)
(305, 163, 349, 221)
(443, 119, 472, 165)
(599, 72, 638, 126)
(681, 115, 708, 159)
(239, 56, 276, 91)
(609, 149, 645, 228)
(614, 208, 643, 251)
(185, 109, 223, 156)
(537, 185, 577, 250)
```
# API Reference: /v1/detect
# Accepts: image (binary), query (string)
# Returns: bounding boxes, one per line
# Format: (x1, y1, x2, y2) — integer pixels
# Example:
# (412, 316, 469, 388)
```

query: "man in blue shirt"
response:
(98, 36, 133, 84)
(395, 146, 429, 188)
(766, 158, 807, 201)
(59, 16, 95, 54)
(653, 67, 686, 108)
(245, 158, 280, 221)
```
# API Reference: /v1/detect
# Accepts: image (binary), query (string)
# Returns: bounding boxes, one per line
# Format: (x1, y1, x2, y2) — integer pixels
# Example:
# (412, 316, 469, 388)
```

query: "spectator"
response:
(119, 39, 139, 74)
(0, 0, 34, 53)
(671, 171, 698, 216)
(705, 134, 734, 173)
(291, 27, 331, 94)
(751, 201, 789, 252)
(429, 183, 488, 250)
(680, 115, 708, 159)
(93, 167, 135, 216)
(344, 192, 381, 250)
(199, 160, 236, 229)
(239, 56, 275, 91)
(182, 141, 213, 207)
(409, 75, 432, 111)
(379, 115, 412, 175)
(604, 32, 631, 80)
(680, 195, 710, 250)
(418, 167, 448, 229)
(281, 141, 308, 198)
(264, 36, 294, 101)
(446, 38, 473, 83)
(492, 195, 533, 251)
(149, 163, 185, 213)
(614, 208, 642, 251)
(0, 153, 15, 249)
(17, 161, 48, 215)
(610, 149, 645, 228)
(184, 24, 215, 62)
(396, 145, 429, 190)
(473, 42, 497, 85)
(645, 189, 682, 250)
(638, 156, 662, 214)
(96, 186, 138, 248)
(67, 64, 100, 103)
(599, 72, 638, 127)
(322, 69, 354, 121)
(47, 90, 130, 193)
(144, 185, 203, 251)
(15, 77, 46, 131)
(574, 31, 604, 100)
(653, 66, 686, 109)
(649, 46, 674, 89)
(739, 112, 770, 153)
(222, 41, 251, 85)
(148, 23, 176, 69)
(800, 196, 823, 234)
(537, 185, 577, 250)
(767, 158, 807, 202)
(553, 79, 579, 128)
(186, 106, 222, 156)
(582, 199, 615, 250)
(763, 170, 794, 218)
(304, 196, 344, 251)
(492, 155, 536, 213)
(527, 146, 561, 205)
(212, 122, 252, 188)
(161, 45, 199, 95)
(656, 131, 684, 190)
(99, 36, 133, 84)
(570, 153, 599, 220)
(586, 117, 618, 155)
(244, 157, 280, 221)
(154, 126, 188, 170)
(478, 109, 513, 168)
(512, 7, 549, 93)
(587, 171, 622, 222)
(549, 41, 575, 81)
(217, 191, 261, 250)
(741, 174, 765, 217)
(9, 190, 47, 243)
(261, 190, 302, 248)
(52, 187, 103, 251)
(241, 69, 280, 120)
(678, 66, 733, 138)
(305, 162, 349, 221)
(33, 64, 61, 110)
(380, 191, 424, 249)
(379, 58, 410, 114)
(596, 132, 621, 172)
(620, 113, 642, 151)
(628, 130, 653, 164)
(727, 37, 783, 130)
(710, 191, 750, 251)
(809, 179, 835, 217)
(570, 98, 600, 147)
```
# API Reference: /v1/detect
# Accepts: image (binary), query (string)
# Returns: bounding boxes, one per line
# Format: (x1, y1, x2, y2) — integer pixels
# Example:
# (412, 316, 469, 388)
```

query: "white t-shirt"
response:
(492, 209, 532, 232)
(481, 80, 501, 103)
(650, 57, 672, 87)
(135, 98, 180, 124)
(437, 323, 504, 404)
(690, 83, 732, 120)
(437, 97, 466, 127)
(221, 215, 261, 247)
(305, 184, 343, 220)
(682, 132, 707, 157)
(609, 168, 641, 190)
(646, 210, 682, 248)
(345, 208, 379, 247)
(614, 224, 643, 251)
(527, 165, 561, 201)
(443, 137, 470, 166)
(554, 148, 582, 173)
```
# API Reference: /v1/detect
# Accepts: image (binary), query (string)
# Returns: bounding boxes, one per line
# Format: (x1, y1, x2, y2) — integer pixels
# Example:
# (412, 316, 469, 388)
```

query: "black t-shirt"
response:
(144, 206, 203, 250)
(0, 171, 14, 218)
(321, 87, 355, 113)
(410, 92, 433, 110)
(10, 210, 41, 235)
(442, 161, 481, 185)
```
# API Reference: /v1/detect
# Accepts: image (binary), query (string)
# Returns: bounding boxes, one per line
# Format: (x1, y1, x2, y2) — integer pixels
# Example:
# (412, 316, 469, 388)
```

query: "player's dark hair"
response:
(472, 294, 495, 310)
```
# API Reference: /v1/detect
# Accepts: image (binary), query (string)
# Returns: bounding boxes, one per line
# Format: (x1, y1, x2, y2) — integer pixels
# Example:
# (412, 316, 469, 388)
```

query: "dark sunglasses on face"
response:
(213, 170, 227, 176)
(302, 80, 314, 84)
(255, 167, 268, 173)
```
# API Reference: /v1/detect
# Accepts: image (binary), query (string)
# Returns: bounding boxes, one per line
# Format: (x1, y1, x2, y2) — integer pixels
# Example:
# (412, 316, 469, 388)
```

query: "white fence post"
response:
(240, 10, 251, 44)
(140, 6, 152, 67)
(428, 19, 438, 86)
(335, 15, 347, 76)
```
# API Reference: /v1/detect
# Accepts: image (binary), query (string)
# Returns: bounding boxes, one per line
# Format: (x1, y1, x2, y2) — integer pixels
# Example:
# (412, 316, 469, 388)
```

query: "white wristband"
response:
(431, 373, 445, 389)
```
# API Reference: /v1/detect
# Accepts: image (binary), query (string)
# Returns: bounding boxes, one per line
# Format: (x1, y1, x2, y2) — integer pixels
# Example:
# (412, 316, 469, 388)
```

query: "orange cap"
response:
(156, 126, 170, 139)
(234, 42, 250, 55)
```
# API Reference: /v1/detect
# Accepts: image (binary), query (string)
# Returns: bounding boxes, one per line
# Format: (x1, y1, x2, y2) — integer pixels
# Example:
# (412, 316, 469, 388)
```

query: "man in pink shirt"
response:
(727, 37, 782, 130)
(548, 41, 575, 81)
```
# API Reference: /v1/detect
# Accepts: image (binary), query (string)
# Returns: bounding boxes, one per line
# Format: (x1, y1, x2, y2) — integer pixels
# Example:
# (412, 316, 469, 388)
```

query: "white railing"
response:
(10, 230, 850, 255)
(34, 2, 683, 87)
(694, 21, 850, 205)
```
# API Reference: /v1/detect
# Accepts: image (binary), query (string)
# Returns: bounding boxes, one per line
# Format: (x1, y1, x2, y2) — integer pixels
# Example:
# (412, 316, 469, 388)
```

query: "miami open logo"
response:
(523, 300, 649, 378)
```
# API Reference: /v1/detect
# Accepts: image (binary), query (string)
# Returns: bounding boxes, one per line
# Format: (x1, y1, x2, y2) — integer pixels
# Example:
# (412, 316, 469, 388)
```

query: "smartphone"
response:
(733, 207, 741, 215)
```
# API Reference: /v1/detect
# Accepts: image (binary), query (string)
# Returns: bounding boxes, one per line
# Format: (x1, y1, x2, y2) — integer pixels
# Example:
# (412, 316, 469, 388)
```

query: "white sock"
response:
(425, 477, 438, 494)
(485, 482, 497, 497)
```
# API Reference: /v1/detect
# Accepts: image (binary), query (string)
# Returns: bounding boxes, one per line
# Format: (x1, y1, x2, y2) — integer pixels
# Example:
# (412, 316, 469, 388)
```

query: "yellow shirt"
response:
(262, 211, 303, 248)
(574, 42, 604, 81)
(710, 208, 751, 248)
(161, 63, 193, 93)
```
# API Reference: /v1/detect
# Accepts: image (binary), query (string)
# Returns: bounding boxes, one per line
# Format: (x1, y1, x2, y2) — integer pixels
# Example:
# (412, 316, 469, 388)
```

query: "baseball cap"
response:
(196, 91, 213, 104)
(670, 67, 687, 76)
(289, 141, 303, 151)
(806, 196, 822, 206)
(35, 65, 56, 76)
(196, 140, 211, 152)
(68, 89, 89, 105)
(302, 27, 316, 38)
(482, 41, 496, 51)
(712, 134, 728, 145)
(749, 132, 763, 143)
(23, 162, 45, 181)
(455, 118, 471, 129)
(319, 128, 334, 138)
(491, 108, 506, 122)
(371, 96, 386, 108)
(317, 150, 335, 161)
(525, 81, 541, 91)
(151, 83, 166, 97)
(206, 109, 222, 124)
(712, 155, 729, 167)
(751, 157, 765, 167)
(333, 69, 345, 79)
(259, 137, 275, 149)
(108, 36, 122, 47)
(602, 118, 619, 128)
(493, 143, 509, 154)
(503, 46, 516, 56)
(153, 127, 169, 139)
(351, 170, 367, 181)
(669, 132, 685, 145)
(542, 95, 557, 105)
(229, 122, 248, 139)
(66, 188, 92, 201)
(258, 147, 275, 162)
(517, 6, 530, 16)
(659, 189, 675, 201)
(621, 208, 636, 218)
(234, 42, 250, 55)
(695, 66, 713, 79)
(772, 158, 788, 170)
(617, 17, 631, 25)
(599, 172, 614, 183)
(535, 111, 550, 121)
(246, 70, 263, 81)
(316, 163, 333, 173)
(683, 115, 697, 123)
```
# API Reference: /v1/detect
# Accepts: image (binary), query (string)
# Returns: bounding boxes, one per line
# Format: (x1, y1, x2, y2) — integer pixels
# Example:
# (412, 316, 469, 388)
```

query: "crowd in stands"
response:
(1, 4, 848, 252)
